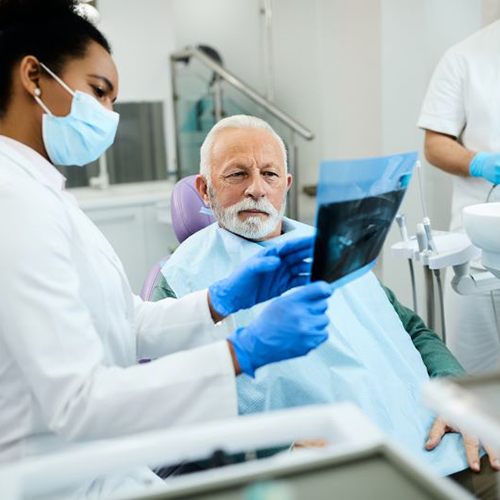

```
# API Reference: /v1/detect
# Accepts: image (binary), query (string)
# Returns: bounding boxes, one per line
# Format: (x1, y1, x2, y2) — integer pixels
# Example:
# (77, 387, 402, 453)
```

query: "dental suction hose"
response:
(415, 161, 446, 339)
(396, 213, 418, 313)
(415, 161, 438, 254)
(417, 224, 436, 330)
(433, 269, 446, 344)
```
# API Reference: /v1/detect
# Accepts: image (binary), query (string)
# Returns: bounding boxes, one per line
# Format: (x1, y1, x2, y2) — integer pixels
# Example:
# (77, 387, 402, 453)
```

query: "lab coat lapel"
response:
(66, 200, 129, 280)
(0, 142, 62, 194)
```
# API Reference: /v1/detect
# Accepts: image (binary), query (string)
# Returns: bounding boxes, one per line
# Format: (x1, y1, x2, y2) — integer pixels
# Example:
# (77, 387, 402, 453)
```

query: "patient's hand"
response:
(425, 416, 500, 472)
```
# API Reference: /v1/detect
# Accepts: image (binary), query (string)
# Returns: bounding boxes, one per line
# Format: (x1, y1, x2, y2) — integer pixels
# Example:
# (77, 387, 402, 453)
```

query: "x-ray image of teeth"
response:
(311, 189, 405, 283)
(311, 151, 417, 286)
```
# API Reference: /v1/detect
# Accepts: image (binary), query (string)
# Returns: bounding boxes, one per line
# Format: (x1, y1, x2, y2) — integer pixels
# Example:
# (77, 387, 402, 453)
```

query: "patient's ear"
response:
(195, 175, 210, 206)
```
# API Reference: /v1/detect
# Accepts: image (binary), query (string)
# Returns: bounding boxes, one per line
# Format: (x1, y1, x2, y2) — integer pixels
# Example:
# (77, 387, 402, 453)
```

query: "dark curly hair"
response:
(0, 0, 111, 117)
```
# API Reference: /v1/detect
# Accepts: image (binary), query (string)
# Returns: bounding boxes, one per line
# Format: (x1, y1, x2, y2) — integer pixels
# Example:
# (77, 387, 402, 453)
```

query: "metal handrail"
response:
(170, 47, 314, 140)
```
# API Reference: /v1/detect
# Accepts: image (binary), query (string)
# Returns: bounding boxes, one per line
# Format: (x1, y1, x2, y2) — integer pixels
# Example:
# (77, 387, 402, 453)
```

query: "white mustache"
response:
(226, 198, 278, 217)
(207, 184, 286, 239)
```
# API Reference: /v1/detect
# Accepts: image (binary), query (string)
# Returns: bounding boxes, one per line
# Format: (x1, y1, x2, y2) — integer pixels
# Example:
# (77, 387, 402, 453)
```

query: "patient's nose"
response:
(245, 172, 267, 199)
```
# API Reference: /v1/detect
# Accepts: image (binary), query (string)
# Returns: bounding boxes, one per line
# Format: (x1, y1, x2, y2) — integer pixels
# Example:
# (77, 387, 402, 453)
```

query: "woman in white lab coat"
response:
(0, 0, 331, 491)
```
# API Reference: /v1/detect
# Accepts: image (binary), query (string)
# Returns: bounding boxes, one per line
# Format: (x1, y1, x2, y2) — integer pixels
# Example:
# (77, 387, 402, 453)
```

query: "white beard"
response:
(209, 189, 286, 240)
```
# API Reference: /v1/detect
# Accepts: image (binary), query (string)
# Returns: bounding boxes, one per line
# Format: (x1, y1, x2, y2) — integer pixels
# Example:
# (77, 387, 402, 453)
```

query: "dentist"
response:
(0, 0, 331, 482)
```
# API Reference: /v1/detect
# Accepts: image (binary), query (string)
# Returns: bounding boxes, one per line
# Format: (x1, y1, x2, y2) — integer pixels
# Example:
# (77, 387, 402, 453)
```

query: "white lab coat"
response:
(418, 20, 500, 373)
(0, 136, 237, 496)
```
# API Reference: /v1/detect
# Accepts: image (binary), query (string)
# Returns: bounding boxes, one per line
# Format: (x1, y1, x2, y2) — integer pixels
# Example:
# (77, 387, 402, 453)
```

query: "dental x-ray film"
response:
(311, 152, 417, 286)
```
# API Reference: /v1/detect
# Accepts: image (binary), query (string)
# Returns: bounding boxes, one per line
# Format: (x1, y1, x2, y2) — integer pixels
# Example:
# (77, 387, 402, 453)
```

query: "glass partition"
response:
(173, 59, 296, 179)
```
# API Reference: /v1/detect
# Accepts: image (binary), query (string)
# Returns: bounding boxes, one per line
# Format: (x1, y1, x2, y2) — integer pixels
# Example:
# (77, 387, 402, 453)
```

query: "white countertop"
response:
(69, 180, 175, 211)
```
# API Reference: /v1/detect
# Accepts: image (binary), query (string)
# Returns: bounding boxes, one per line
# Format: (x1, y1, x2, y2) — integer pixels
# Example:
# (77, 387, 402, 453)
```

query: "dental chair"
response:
(140, 175, 215, 300)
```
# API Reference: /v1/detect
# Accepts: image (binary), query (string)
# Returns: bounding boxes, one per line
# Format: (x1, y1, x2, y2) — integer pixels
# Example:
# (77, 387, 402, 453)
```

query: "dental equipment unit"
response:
(391, 164, 500, 343)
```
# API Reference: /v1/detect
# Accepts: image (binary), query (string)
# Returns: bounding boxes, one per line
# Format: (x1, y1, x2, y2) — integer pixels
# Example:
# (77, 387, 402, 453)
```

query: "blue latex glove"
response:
(228, 281, 332, 377)
(209, 235, 314, 317)
(469, 152, 500, 185)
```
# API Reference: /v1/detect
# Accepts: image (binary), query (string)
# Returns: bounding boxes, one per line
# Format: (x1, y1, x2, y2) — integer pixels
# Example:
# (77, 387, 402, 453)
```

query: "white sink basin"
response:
(463, 202, 500, 278)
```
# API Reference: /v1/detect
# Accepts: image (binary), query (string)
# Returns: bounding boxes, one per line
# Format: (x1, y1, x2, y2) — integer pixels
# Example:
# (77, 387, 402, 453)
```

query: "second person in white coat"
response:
(419, 20, 500, 373)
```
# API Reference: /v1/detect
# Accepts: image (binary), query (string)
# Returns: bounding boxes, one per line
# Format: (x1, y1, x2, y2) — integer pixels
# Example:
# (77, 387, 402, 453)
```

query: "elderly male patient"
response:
(154, 115, 498, 496)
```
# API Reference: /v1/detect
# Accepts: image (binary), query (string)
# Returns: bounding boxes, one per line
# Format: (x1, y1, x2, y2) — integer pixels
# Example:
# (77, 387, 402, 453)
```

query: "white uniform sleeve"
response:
(0, 183, 237, 441)
(133, 292, 235, 359)
(417, 49, 466, 137)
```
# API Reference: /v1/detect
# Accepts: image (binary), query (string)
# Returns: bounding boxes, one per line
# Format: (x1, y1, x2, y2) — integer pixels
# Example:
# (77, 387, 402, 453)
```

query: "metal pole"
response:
(169, 56, 182, 180)
(395, 214, 418, 314)
(171, 47, 314, 141)
(409, 260, 418, 314)
(213, 77, 223, 122)
(262, 0, 275, 102)
(424, 266, 435, 330)
(434, 269, 446, 343)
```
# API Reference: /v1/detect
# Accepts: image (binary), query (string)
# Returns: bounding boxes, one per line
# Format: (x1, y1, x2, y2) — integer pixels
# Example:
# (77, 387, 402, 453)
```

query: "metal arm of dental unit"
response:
(391, 202, 500, 347)
(451, 262, 500, 295)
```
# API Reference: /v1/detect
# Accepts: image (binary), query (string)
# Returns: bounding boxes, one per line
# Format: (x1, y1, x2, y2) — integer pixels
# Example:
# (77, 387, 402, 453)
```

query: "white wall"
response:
(98, 0, 176, 169)
(171, 0, 264, 93)
(316, 0, 382, 161)
(99, 0, 175, 101)
(269, 0, 323, 191)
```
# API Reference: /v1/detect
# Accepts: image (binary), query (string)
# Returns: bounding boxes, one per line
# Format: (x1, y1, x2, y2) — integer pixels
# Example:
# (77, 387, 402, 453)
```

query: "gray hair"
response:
(199, 115, 287, 179)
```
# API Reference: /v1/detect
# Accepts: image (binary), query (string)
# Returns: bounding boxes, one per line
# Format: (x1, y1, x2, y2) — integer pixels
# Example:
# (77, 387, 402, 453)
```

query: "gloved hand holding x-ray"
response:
(311, 152, 417, 287)
(209, 235, 315, 317)
(209, 234, 331, 378)
(228, 281, 332, 377)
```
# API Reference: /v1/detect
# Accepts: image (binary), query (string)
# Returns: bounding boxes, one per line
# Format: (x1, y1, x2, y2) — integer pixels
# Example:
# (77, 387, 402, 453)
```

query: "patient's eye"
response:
(224, 170, 247, 183)
(262, 170, 280, 181)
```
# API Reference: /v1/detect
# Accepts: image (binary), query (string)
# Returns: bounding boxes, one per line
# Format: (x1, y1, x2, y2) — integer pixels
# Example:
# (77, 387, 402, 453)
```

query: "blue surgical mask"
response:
(33, 62, 119, 167)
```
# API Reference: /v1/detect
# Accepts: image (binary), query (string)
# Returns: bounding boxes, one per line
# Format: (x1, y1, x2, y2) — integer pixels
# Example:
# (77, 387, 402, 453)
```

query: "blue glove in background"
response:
(469, 152, 500, 185)
(228, 281, 332, 377)
(209, 235, 314, 317)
